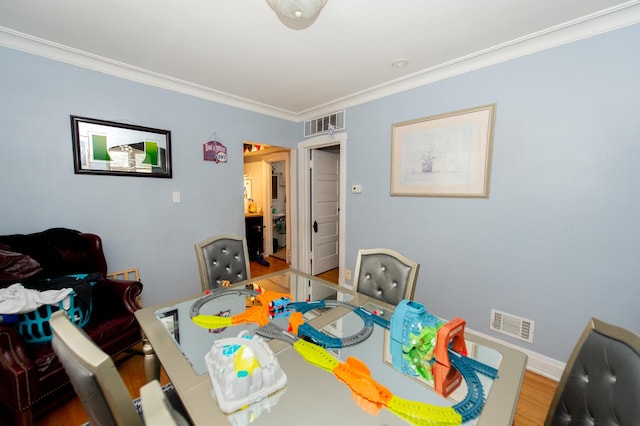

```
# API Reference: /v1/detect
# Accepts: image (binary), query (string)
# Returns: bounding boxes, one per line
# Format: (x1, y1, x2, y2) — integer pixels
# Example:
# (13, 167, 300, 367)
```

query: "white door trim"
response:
(297, 133, 347, 285)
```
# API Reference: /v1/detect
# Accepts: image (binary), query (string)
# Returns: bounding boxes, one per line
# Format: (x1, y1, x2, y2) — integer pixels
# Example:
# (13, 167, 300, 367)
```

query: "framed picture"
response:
(71, 116, 172, 178)
(391, 104, 496, 197)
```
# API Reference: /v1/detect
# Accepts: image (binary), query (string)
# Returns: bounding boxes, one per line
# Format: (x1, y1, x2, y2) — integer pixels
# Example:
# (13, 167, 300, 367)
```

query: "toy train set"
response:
(191, 286, 497, 425)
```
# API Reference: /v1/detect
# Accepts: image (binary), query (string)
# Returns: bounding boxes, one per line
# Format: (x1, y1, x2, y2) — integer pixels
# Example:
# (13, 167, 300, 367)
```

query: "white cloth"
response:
(0, 283, 73, 314)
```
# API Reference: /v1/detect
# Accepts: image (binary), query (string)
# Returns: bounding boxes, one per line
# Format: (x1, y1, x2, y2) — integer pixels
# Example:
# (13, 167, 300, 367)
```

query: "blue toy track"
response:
(190, 289, 374, 349)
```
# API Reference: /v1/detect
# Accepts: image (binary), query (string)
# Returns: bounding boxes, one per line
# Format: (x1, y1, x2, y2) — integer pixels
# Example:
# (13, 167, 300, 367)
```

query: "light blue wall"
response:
(1, 23, 638, 364)
(343, 24, 640, 362)
(0, 46, 298, 306)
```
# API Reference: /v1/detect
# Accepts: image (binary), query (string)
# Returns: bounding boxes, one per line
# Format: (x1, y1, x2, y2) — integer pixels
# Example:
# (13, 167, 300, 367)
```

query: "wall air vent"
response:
(304, 110, 345, 138)
(490, 309, 535, 343)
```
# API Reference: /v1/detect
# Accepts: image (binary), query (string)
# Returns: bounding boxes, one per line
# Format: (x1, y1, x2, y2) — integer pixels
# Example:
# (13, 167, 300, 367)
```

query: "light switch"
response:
(172, 192, 181, 203)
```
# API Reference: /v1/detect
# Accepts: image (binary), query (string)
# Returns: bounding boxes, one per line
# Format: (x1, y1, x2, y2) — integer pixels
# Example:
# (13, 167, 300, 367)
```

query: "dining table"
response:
(134, 268, 527, 425)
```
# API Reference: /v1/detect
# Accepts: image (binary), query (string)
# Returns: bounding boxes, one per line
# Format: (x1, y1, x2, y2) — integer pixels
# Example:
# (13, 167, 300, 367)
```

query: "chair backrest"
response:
(352, 248, 419, 305)
(50, 310, 140, 426)
(194, 234, 250, 292)
(140, 380, 189, 426)
(544, 317, 640, 426)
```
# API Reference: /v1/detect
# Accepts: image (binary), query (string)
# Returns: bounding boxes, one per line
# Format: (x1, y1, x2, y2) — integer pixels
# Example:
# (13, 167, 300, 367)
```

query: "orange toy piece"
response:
(432, 317, 467, 398)
(333, 356, 393, 414)
(288, 311, 304, 335)
(433, 362, 463, 398)
(229, 290, 292, 327)
(434, 317, 467, 368)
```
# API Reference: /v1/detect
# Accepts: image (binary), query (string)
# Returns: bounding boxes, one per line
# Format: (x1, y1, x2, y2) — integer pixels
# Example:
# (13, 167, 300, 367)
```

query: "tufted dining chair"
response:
(194, 234, 251, 292)
(544, 317, 640, 426)
(352, 248, 419, 306)
(50, 310, 189, 426)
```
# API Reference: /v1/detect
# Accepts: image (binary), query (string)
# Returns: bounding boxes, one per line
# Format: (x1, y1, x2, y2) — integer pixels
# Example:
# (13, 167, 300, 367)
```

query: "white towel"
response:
(0, 283, 73, 314)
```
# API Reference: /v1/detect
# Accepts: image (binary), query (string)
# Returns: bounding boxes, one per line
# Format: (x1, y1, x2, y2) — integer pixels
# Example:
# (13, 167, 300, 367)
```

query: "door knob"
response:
(313, 221, 318, 233)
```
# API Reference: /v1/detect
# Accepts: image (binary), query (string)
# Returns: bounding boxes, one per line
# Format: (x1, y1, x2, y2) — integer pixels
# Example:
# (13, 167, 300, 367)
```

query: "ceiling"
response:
(1, 1, 638, 121)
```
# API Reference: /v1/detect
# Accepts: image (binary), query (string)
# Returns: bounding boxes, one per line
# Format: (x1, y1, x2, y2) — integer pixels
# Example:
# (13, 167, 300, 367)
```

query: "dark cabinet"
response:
(245, 215, 263, 261)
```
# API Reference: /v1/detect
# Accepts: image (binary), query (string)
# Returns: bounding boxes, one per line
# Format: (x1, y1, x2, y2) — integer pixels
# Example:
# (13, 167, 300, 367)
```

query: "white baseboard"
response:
(466, 328, 565, 381)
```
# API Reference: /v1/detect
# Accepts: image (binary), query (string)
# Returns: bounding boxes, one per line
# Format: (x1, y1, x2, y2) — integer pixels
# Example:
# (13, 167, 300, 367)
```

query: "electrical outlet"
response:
(351, 184, 362, 194)
(345, 269, 352, 280)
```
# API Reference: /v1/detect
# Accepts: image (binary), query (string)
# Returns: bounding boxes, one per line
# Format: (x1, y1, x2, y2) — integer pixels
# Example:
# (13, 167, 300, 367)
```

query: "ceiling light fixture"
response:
(391, 59, 409, 69)
(266, 0, 328, 30)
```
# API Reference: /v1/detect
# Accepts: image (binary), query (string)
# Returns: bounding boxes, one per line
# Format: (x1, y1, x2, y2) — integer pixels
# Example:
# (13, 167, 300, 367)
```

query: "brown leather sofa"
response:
(0, 228, 143, 426)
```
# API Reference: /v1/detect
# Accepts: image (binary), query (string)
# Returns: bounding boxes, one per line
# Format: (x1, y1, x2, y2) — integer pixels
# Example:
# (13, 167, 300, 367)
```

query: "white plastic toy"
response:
(205, 330, 287, 413)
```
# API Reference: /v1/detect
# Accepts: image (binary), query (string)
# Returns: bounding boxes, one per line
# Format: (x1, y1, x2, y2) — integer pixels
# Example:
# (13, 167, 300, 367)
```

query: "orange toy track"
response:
(334, 356, 393, 414)
(229, 290, 293, 326)
(292, 338, 462, 425)
(287, 311, 304, 335)
(192, 290, 293, 328)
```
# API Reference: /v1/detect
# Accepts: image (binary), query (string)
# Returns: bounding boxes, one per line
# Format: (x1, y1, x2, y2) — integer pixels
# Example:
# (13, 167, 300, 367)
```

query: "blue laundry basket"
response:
(17, 273, 98, 343)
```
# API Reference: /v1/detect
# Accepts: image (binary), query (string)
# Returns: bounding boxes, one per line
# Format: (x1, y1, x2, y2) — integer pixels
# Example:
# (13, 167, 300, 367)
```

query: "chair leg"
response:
(142, 332, 160, 382)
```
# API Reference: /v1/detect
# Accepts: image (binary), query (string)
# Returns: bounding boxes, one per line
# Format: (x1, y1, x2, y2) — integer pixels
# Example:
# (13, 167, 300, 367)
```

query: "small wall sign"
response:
(203, 140, 227, 163)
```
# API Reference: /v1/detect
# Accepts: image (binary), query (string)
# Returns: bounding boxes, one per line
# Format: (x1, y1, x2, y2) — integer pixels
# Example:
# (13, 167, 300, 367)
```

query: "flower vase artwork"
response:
(419, 144, 440, 174)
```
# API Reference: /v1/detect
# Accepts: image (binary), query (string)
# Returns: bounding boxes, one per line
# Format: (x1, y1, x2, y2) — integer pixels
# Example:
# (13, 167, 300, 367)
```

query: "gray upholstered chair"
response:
(194, 234, 250, 292)
(352, 248, 419, 305)
(140, 380, 189, 426)
(50, 310, 189, 426)
(544, 317, 640, 426)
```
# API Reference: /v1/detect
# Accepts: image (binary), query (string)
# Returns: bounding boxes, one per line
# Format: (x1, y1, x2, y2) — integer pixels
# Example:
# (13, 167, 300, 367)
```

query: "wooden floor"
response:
(515, 370, 557, 425)
(248, 255, 289, 278)
(37, 256, 557, 425)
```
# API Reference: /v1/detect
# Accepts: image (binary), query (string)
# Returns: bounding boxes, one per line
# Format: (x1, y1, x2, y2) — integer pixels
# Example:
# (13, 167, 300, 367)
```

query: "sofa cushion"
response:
(0, 244, 42, 282)
(0, 228, 91, 278)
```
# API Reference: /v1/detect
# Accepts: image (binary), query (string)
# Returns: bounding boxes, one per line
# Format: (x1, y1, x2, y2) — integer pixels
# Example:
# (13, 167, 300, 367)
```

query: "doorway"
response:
(310, 148, 339, 274)
(297, 133, 347, 285)
(243, 143, 292, 264)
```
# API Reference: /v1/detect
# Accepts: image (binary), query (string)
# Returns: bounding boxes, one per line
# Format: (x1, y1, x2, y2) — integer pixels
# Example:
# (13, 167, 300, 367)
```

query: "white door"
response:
(311, 149, 340, 275)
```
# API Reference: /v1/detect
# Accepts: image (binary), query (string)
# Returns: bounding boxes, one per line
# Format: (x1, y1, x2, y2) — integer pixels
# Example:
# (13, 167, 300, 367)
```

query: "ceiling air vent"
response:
(490, 309, 535, 343)
(304, 110, 345, 138)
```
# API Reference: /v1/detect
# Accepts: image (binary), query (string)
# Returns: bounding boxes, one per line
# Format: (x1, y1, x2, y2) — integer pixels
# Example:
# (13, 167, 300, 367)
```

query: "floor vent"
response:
(304, 110, 345, 138)
(490, 309, 534, 343)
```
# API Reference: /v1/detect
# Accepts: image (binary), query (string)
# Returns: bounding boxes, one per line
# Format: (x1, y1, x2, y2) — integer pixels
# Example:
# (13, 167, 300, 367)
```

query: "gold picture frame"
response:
(391, 104, 496, 197)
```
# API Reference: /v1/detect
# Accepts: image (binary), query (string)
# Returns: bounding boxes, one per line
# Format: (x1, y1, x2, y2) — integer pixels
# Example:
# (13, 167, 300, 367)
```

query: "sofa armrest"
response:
(92, 277, 143, 315)
(0, 325, 38, 411)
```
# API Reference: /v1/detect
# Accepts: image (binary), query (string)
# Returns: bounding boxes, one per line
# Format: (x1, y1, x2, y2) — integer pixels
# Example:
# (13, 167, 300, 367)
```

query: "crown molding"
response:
(0, 26, 299, 121)
(1, 1, 639, 123)
(298, 1, 640, 121)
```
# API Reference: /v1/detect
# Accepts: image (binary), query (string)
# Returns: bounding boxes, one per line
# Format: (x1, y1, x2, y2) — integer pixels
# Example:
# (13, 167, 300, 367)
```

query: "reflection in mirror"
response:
(157, 309, 180, 343)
